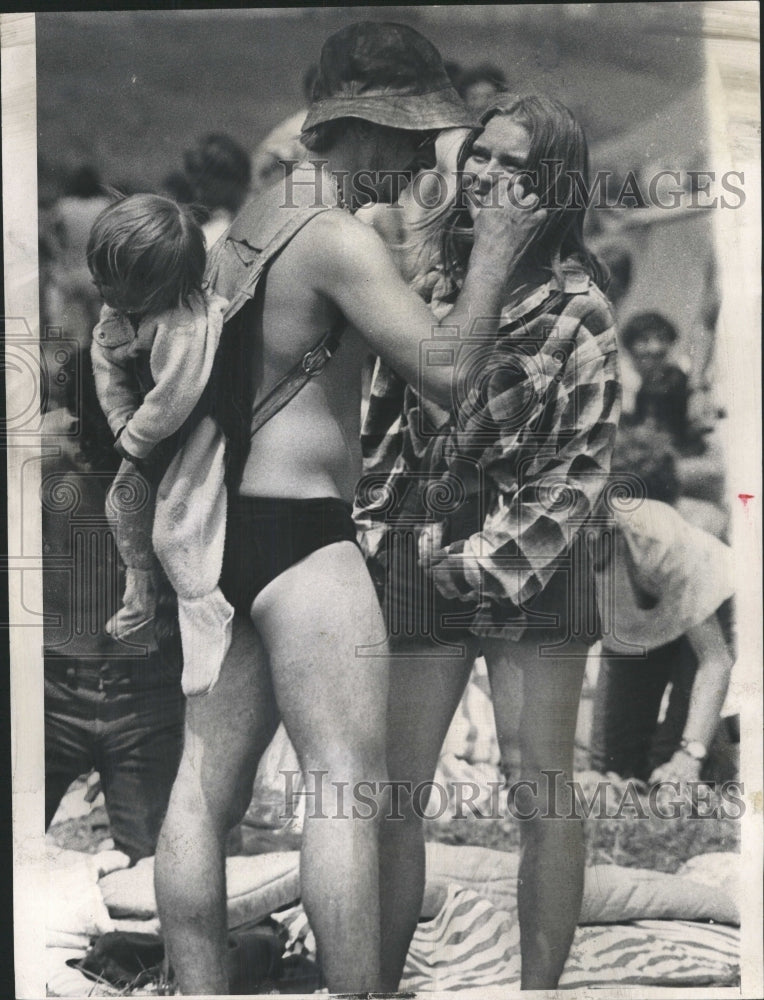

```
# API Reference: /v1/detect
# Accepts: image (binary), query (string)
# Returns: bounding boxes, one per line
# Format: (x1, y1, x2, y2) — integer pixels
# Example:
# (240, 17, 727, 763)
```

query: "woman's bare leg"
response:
(484, 636, 587, 990)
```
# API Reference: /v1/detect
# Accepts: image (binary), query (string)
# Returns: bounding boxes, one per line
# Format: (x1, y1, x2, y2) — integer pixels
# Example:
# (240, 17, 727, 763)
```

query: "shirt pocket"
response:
(94, 313, 135, 350)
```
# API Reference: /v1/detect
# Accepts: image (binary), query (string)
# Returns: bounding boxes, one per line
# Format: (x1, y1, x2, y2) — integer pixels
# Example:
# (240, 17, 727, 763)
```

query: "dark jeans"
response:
(589, 636, 697, 781)
(45, 654, 185, 862)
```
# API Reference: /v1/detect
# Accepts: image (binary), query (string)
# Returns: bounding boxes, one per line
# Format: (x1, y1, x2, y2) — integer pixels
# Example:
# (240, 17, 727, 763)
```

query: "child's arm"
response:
(90, 310, 141, 437)
(118, 295, 227, 461)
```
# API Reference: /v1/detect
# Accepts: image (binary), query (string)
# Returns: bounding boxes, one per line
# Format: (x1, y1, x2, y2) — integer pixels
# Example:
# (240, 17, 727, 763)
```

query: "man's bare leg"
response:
(154, 616, 278, 995)
(379, 638, 476, 989)
(251, 541, 389, 993)
(484, 636, 587, 990)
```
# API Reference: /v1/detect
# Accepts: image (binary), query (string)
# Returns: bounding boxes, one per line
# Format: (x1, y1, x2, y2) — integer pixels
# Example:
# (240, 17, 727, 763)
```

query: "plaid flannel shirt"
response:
(358, 265, 621, 636)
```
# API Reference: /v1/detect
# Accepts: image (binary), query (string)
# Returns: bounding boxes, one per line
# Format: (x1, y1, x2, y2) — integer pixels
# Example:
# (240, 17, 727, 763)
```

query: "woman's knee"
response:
(518, 715, 574, 775)
(510, 761, 582, 826)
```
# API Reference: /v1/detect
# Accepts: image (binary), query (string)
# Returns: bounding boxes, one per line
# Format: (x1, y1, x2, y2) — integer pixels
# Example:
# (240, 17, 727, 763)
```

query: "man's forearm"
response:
(681, 617, 734, 748)
(413, 241, 521, 407)
(445, 239, 516, 337)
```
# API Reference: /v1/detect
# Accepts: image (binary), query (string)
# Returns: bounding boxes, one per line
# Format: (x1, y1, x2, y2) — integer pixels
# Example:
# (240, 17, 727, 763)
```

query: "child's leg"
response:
(105, 460, 159, 638)
(106, 460, 157, 570)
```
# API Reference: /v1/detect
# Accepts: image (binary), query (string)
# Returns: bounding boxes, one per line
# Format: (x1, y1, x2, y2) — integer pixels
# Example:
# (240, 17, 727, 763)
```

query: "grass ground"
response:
(425, 784, 741, 873)
(49, 765, 741, 873)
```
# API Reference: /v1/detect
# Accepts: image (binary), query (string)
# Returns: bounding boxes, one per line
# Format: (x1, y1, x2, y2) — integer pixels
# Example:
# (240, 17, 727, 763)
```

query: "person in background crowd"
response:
(157, 136, 251, 242)
(597, 243, 641, 415)
(620, 311, 698, 452)
(183, 133, 252, 246)
(159, 170, 195, 205)
(49, 164, 111, 349)
(42, 337, 185, 863)
(604, 265, 726, 535)
(456, 62, 508, 115)
(250, 64, 319, 195)
(602, 244, 632, 314)
(590, 425, 735, 787)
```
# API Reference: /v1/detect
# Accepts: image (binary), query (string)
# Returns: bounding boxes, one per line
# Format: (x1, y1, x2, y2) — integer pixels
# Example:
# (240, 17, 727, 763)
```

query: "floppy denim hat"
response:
(302, 22, 476, 133)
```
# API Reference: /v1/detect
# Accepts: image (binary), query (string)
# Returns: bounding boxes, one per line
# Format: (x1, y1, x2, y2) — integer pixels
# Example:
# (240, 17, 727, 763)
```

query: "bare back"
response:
(238, 183, 369, 502)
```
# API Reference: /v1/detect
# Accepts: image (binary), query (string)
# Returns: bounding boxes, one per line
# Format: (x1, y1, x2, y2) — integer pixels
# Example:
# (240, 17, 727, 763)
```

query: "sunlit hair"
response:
(402, 93, 605, 302)
(87, 194, 206, 316)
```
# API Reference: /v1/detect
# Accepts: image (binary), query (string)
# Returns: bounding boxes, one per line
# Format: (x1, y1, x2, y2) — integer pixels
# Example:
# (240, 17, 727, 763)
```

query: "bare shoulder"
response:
(355, 203, 408, 245)
(294, 208, 391, 276)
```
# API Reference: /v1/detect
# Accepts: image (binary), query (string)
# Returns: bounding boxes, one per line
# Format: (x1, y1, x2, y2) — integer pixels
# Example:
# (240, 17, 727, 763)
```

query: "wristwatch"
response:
(679, 738, 708, 762)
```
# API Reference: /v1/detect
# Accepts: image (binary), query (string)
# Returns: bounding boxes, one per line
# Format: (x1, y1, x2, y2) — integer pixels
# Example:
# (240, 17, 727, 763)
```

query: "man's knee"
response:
(300, 759, 391, 825)
(168, 754, 254, 836)
(302, 731, 388, 786)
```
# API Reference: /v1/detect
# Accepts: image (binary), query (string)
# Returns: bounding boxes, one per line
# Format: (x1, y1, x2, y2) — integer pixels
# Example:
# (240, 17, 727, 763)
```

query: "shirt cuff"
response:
(117, 422, 154, 460)
(106, 408, 135, 439)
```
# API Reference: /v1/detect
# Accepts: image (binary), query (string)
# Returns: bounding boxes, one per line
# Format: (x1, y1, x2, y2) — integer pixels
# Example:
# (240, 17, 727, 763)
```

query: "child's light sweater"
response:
(91, 290, 228, 461)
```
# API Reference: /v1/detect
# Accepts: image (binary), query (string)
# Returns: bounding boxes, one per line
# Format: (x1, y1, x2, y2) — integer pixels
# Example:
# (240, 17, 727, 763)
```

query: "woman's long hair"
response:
(402, 93, 605, 301)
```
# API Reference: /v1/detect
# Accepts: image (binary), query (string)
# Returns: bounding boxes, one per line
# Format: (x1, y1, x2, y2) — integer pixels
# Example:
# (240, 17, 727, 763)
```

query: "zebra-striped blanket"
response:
(279, 884, 739, 991)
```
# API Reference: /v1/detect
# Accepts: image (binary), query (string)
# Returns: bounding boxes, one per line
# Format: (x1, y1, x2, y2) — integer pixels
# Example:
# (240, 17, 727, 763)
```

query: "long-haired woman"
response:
(361, 94, 621, 989)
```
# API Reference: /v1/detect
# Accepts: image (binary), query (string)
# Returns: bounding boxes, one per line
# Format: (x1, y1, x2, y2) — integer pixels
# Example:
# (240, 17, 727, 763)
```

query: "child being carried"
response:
(88, 194, 228, 643)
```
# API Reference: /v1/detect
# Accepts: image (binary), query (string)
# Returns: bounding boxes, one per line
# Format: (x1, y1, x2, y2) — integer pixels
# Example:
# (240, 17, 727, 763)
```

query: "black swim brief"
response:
(220, 495, 359, 615)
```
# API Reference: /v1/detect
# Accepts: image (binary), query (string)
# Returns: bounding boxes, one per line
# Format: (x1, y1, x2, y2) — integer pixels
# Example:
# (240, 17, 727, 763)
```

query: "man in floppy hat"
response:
(155, 21, 546, 994)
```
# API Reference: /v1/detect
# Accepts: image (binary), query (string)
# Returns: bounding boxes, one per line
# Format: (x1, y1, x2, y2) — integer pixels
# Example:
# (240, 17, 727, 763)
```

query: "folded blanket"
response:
(100, 851, 300, 929)
(423, 843, 739, 925)
(47, 847, 131, 947)
(48, 845, 740, 994)
(96, 844, 739, 931)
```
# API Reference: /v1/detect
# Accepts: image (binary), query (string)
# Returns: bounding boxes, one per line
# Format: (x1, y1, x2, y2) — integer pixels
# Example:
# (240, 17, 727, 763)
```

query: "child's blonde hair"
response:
(87, 193, 206, 315)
